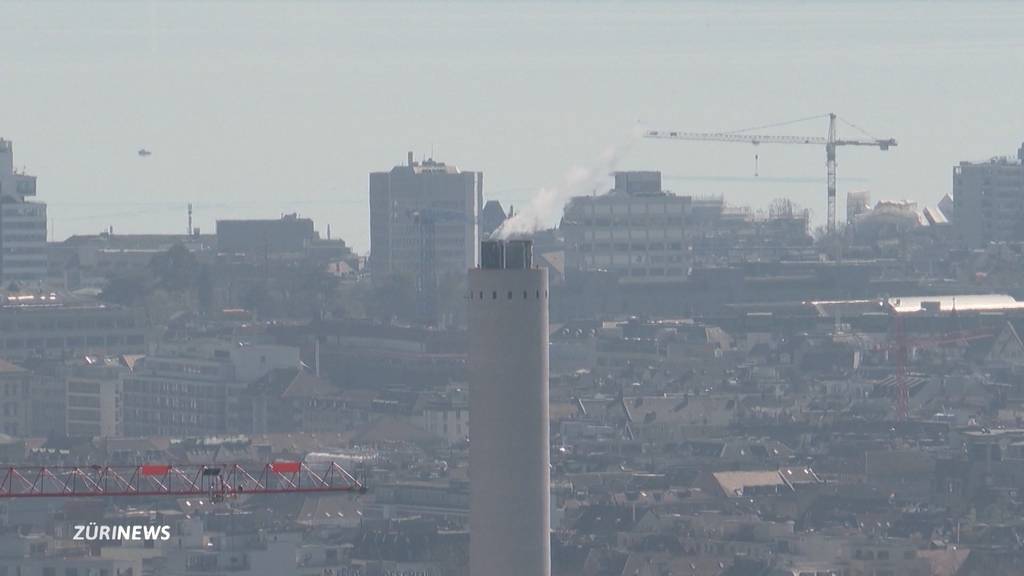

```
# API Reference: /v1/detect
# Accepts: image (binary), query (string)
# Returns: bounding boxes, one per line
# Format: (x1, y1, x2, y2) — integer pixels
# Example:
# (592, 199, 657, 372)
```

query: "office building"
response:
(65, 356, 130, 438)
(0, 359, 31, 437)
(0, 139, 47, 284)
(562, 171, 691, 282)
(0, 293, 146, 361)
(369, 152, 482, 279)
(468, 239, 550, 576)
(954, 143, 1024, 248)
(216, 213, 316, 255)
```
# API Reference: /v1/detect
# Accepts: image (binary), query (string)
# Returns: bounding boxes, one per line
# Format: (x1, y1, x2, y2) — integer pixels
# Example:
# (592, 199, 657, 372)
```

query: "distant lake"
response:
(3, 1, 1023, 248)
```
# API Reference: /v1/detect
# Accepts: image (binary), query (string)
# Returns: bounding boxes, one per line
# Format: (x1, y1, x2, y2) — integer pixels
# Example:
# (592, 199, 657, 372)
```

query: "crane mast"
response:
(645, 113, 896, 235)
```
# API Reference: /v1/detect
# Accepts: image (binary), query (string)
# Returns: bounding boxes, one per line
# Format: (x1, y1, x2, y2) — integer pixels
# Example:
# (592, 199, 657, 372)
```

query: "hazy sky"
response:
(4, 1, 1024, 252)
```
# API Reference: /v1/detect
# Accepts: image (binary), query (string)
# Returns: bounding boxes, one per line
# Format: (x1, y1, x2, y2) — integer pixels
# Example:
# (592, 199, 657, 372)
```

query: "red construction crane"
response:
(0, 461, 365, 499)
(644, 113, 897, 235)
(883, 321, 999, 420)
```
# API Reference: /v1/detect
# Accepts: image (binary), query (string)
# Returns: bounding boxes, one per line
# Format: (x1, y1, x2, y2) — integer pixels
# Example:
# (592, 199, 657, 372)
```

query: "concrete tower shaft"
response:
(468, 240, 550, 576)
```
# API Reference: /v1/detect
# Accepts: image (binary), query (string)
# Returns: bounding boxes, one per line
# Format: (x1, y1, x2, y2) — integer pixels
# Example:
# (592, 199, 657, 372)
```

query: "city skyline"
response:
(4, 1, 1024, 251)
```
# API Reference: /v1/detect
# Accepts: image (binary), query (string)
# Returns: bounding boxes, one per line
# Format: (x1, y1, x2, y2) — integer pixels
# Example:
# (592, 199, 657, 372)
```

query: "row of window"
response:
(0, 220, 45, 229)
(68, 381, 103, 394)
(124, 409, 212, 426)
(68, 407, 101, 421)
(467, 289, 548, 301)
(68, 394, 102, 408)
(123, 396, 222, 410)
(142, 360, 222, 377)
(579, 241, 685, 252)
(0, 334, 144, 350)
(567, 202, 688, 215)
(124, 379, 224, 397)
(573, 216, 687, 227)
(0, 317, 136, 331)
(2, 229, 46, 237)
(0, 206, 43, 217)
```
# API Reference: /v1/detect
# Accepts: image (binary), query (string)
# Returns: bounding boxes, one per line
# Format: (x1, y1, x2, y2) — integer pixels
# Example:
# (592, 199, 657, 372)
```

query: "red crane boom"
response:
(884, 322, 999, 420)
(0, 461, 365, 499)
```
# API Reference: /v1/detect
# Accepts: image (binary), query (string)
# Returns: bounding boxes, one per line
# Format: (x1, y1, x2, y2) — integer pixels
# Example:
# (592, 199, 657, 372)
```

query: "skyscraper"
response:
(467, 239, 550, 576)
(0, 139, 47, 285)
(369, 152, 482, 280)
(953, 143, 1024, 248)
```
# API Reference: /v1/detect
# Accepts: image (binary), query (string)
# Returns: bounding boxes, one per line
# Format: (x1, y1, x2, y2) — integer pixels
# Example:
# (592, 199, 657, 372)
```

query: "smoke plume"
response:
(492, 144, 628, 240)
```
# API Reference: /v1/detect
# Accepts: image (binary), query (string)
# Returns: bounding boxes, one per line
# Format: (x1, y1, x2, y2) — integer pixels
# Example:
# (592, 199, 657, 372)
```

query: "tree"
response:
(366, 273, 416, 322)
(282, 263, 341, 319)
(150, 244, 199, 293)
(99, 274, 151, 306)
(196, 263, 215, 314)
(241, 283, 270, 314)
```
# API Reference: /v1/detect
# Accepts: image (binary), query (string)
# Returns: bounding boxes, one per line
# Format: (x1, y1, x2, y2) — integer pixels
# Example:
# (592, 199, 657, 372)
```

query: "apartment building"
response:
(121, 340, 299, 437)
(954, 143, 1024, 248)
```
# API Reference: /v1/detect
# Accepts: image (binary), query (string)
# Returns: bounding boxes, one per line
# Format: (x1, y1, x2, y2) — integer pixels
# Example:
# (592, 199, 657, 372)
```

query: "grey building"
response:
(561, 171, 692, 282)
(65, 356, 129, 438)
(954, 143, 1024, 248)
(481, 199, 507, 239)
(0, 139, 47, 285)
(369, 152, 481, 280)
(121, 340, 299, 437)
(216, 213, 316, 255)
(0, 293, 145, 361)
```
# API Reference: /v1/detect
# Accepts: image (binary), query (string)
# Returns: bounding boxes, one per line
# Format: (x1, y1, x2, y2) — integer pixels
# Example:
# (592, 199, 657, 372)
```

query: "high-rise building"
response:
(467, 239, 550, 576)
(953, 143, 1024, 248)
(0, 139, 47, 285)
(369, 152, 482, 280)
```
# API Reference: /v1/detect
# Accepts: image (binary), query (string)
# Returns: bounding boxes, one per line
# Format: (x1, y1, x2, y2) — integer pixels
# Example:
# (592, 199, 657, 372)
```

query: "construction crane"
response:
(644, 113, 897, 235)
(882, 322, 1000, 420)
(0, 461, 365, 499)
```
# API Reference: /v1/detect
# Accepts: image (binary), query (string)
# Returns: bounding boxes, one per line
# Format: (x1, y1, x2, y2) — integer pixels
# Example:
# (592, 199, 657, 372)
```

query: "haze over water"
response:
(3, 1, 1023, 251)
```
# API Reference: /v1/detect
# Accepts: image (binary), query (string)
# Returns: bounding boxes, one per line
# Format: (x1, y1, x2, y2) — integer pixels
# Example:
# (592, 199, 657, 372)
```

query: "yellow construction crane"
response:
(644, 113, 896, 235)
